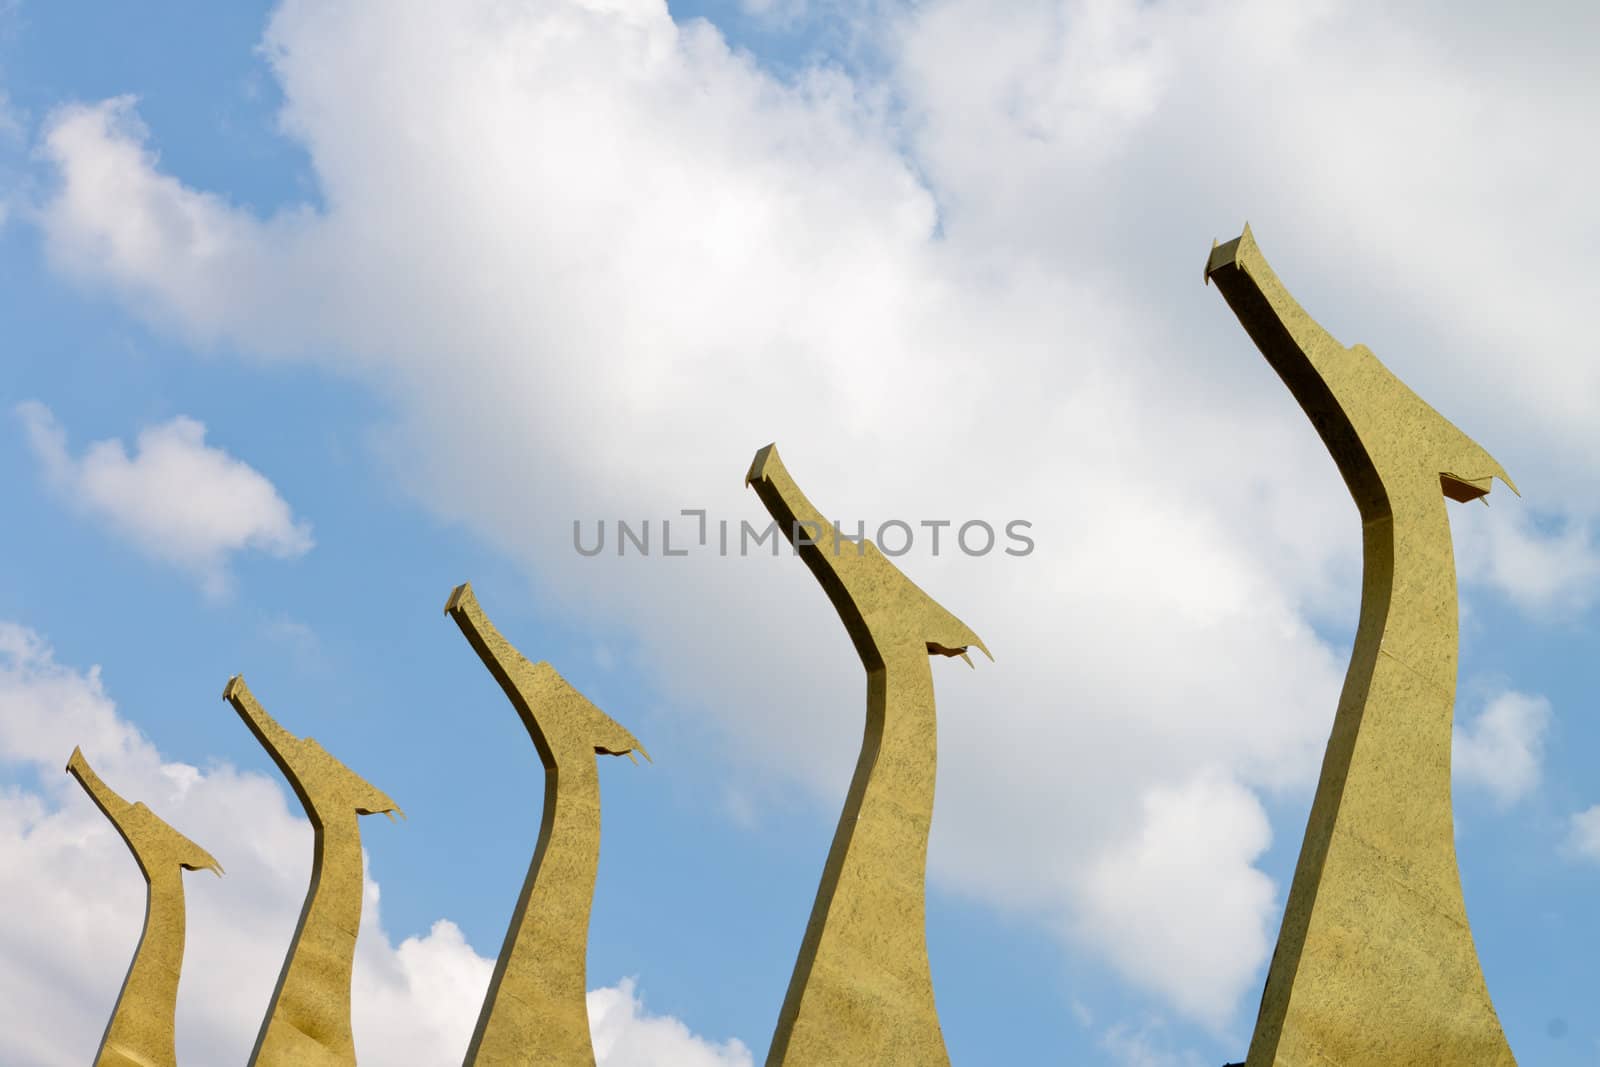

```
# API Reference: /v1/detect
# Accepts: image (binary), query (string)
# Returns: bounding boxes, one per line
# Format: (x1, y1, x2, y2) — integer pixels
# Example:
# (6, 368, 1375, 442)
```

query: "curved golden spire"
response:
(223, 676, 402, 1067)
(445, 582, 647, 1067)
(67, 747, 221, 1067)
(747, 444, 989, 1067)
(1206, 227, 1517, 1066)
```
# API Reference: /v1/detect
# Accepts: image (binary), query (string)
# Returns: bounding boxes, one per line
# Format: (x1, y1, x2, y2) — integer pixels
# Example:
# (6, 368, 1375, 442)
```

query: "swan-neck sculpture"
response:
(67, 747, 222, 1067)
(224, 676, 402, 1067)
(1206, 226, 1518, 1066)
(445, 582, 647, 1067)
(747, 444, 990, 1067)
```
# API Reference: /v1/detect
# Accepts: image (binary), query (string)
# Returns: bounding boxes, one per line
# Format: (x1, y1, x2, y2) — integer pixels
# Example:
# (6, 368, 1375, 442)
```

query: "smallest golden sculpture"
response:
(66, 746, 222, 1067)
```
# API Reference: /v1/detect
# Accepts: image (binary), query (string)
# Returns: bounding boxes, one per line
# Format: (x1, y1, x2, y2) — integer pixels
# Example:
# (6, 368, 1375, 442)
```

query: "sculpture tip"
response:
(1205, 225, 1251, 285)
(444, 582, 474, 615)
(746, 443, 779, 486)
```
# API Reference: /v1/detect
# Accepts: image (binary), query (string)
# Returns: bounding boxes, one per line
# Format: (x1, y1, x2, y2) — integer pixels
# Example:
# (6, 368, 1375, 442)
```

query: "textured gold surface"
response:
(1206, 227, 1518, 1067)
(66, 747, 222, 1067)
(445, 582, 647, 1067)
(224, 676, 402, 1067)
(746, 444, 990, 1067)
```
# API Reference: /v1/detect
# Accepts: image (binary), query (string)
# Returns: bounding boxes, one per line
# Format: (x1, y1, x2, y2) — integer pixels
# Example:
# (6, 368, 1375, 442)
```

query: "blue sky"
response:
(2, 1, 1598, 1064)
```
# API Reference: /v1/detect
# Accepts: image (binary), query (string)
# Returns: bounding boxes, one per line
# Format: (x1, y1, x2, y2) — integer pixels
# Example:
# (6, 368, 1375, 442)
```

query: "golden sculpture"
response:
(66, 747, 222, 1067)
(1206, 226, 1518, 1066)
(745, 444, 989, 1067)
(223, 676, 403, 1067)
(444, 582, 648, 1067)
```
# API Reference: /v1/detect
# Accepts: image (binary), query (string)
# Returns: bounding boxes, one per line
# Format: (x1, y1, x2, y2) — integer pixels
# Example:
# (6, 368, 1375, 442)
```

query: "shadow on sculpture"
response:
(445, 581, 648, 1067)
(1206, 226, 1518, 1066)
(223, 676, 403, 1067)
(66, 747, 222, 1067)
(746, 443, 989, 1067)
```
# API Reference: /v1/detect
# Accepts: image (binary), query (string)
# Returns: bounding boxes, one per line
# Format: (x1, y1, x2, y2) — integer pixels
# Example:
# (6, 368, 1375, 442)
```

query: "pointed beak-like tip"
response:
(65, 745, 84, 773)
(745, 443, 779, 486)
(444, 582, 473, 615)
(599, 740, 650, 764)
(1442, 464, 1519, 504)
(929, 635, 990, 666)
(178, 850, 224, 876)
(1205, 229, 1249, 286)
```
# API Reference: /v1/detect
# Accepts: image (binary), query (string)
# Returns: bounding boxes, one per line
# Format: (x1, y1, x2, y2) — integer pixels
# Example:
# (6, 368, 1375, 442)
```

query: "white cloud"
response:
(1455, 503, 1600, 618)
(1452, 690, 1552, 808)
(1074, 772, 1275, 1030)
(26, 0, 1600, 1031)
(1568, 806, 1600, 864)
(16, 401, 313, 597)
(0, 622, 751, 1066)
(591, 979, 754, 1067)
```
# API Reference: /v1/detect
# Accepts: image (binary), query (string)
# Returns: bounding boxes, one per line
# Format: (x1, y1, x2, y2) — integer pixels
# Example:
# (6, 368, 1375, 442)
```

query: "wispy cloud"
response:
(1457, 504, 1600, 619)
(1453, 690, 1553, 808)
(16, 402, 313, 598)
(261, 615, 325, 674)
(1566, 806, 1600, 864)
(1100, 1015, 1208, 1067)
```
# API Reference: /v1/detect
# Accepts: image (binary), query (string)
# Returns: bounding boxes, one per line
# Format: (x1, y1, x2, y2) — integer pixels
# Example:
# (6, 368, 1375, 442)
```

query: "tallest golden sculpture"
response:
(1207, 226, 1517, 1066)
(66, 747, 221, 1067)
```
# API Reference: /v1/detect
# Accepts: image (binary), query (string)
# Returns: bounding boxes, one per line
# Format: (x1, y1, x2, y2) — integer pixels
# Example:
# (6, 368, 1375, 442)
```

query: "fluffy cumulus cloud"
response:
(16, 402, 313, 597)
(591, 979, 754, 1067)
(25, 0, 1600, 1035)
(1452, 690, 1553, 808)
(1075, 772, 1274, 1028)
(0, 623, 751, 1066)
